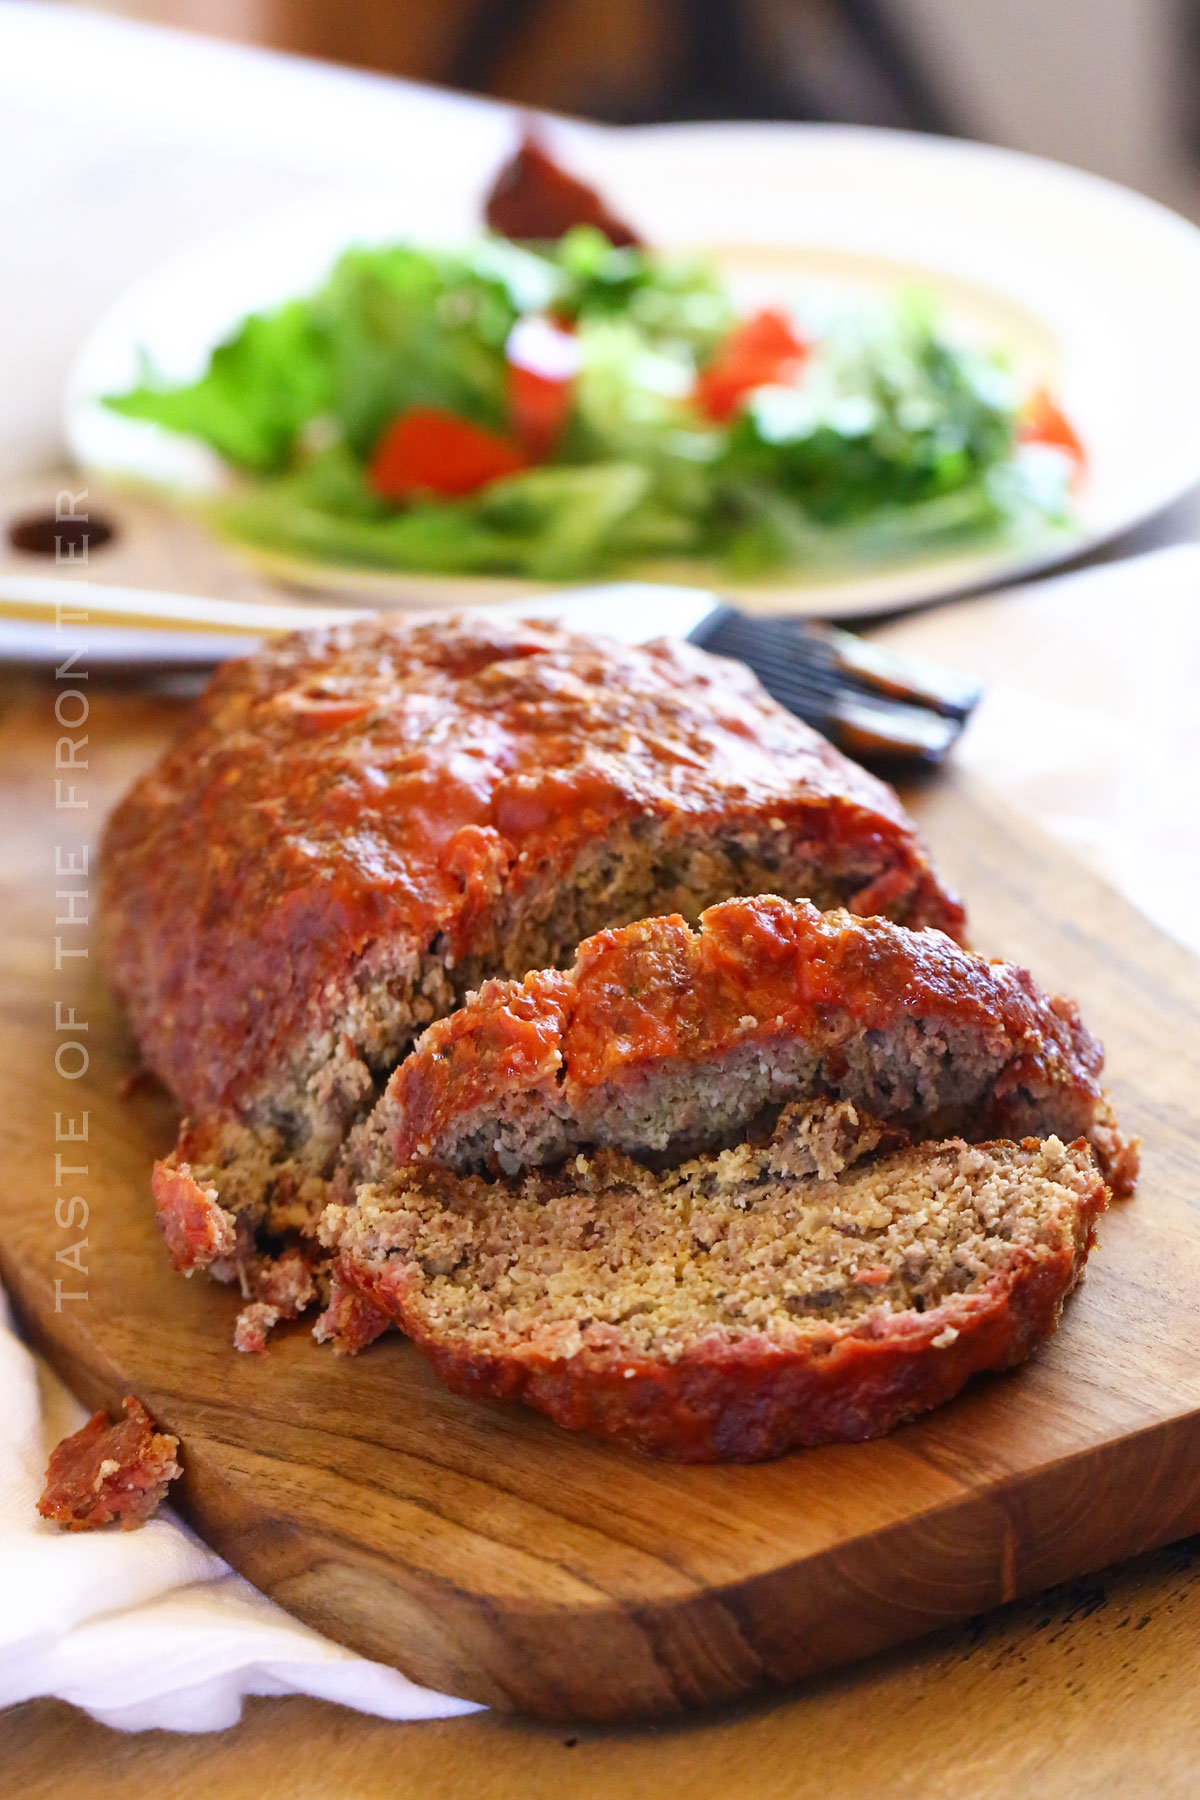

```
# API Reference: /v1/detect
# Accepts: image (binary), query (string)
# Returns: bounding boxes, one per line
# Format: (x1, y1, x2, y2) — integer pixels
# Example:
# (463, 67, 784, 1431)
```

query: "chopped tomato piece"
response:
(1020, 386, 1086, 471)
(728, 310, 808, 362)
(695, 309, 809, 423)
(506, 315, 580, 458)
(368, 407, 528, 501)
(509, 363, 573, 459)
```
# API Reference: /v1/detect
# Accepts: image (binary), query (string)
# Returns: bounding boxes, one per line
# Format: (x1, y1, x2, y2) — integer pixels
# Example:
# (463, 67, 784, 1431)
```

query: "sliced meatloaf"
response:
(321, 1102, 1108, 1460)
(357, 896, 1136, 1193)
(100, 614, 963, 1273)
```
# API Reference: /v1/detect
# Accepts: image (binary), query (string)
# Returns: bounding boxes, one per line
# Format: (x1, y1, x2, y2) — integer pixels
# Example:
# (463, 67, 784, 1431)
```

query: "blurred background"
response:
(64, 0, 1200, 219)
(7, 0, 1200, 482)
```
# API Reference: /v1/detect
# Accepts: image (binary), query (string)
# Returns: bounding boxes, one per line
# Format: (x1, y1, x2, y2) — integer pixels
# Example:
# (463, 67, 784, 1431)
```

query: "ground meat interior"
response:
(333, 1102, 1095, 1362)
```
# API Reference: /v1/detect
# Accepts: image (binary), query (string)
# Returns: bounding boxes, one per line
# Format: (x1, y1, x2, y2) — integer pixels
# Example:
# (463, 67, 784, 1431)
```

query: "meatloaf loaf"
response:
(322, 1101, 1108, 1460)
(101, 614, 964, 1271)
(355, 896, 1136, 1193)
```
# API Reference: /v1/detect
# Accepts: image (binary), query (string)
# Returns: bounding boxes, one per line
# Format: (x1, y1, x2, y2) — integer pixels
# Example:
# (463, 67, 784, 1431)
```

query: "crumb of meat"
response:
(234, 1300, 281, 1356)
(232, 1248, 321, 1352)
(1089, 1092, 1140, 1197)
(152, 1152, 236, 1274)
(37, 1396, 181, 1531)
(252, 1247, 318, 1317)
(312, 1268, 392, 1355)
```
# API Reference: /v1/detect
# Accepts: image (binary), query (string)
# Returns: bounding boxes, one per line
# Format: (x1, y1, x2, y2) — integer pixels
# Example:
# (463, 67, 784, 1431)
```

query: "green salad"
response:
(105, 225, 1075, 581)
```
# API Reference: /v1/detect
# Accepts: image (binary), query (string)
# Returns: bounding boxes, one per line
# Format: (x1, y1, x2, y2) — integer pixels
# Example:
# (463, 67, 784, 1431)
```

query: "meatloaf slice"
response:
(322, 1102, 1108, 1461)
(358, 896, 1135, 1193)
(102, 614, 963, 1271)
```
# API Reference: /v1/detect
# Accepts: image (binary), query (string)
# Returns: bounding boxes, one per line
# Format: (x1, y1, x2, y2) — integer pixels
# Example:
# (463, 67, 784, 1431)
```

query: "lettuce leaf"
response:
(106, 244, 519, 472)
(106, 301, 332, 474)
(718, 298, 1020, 523)
(210, 454, 683, 579)
(312, 245, 517, 456)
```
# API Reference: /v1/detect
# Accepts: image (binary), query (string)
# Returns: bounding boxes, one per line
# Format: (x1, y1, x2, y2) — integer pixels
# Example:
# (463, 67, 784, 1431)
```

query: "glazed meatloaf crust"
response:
(323, 1102, 1109, 1460)
(358, 895, 1135, 1193)
(101, 614, 964, 1268)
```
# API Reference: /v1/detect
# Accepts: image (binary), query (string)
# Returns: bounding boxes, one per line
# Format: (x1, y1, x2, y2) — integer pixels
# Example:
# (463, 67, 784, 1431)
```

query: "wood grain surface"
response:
(2, 665, 1200, 1726)
(5, 1526, 1200, 1800)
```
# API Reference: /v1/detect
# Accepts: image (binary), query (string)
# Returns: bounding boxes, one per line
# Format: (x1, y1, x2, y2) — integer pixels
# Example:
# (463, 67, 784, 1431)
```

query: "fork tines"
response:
(687, 607, 982, 764)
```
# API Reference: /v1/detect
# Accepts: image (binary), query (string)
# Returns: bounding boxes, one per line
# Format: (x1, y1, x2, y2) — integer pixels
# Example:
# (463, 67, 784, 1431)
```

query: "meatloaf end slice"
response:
(322, 1102, 1108, 1461)
(359, 896, 1136, 1195)
(102, 614, 962, 1276)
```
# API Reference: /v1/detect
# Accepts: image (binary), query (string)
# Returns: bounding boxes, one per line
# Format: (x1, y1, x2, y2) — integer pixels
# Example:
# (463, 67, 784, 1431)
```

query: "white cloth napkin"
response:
(0, 1291, 480, 1731)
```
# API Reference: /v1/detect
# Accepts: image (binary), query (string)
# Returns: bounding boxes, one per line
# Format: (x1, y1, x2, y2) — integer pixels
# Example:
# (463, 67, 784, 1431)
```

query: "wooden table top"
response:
(4, 1521, 1200, 1800)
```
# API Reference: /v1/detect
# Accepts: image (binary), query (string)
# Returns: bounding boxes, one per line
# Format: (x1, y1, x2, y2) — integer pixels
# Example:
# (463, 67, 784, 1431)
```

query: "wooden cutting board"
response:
(3, 681, 1200, 1724)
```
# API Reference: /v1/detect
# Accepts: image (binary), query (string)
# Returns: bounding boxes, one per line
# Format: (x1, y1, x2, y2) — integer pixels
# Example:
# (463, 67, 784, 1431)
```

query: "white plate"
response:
(65, 122, 1200, 619)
